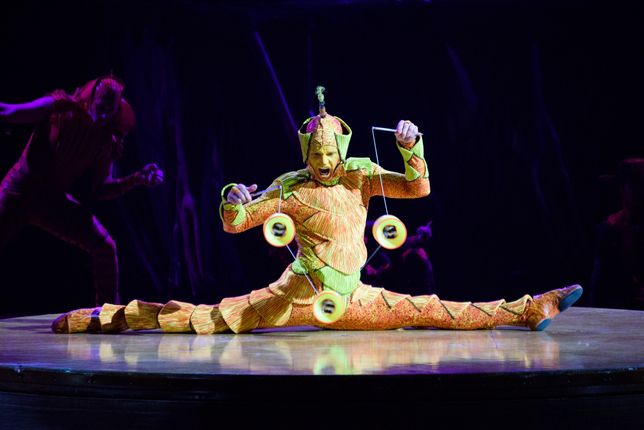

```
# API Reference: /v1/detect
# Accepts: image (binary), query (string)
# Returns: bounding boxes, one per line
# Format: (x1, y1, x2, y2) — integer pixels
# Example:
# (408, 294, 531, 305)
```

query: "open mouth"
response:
(318, 168, 331, 178)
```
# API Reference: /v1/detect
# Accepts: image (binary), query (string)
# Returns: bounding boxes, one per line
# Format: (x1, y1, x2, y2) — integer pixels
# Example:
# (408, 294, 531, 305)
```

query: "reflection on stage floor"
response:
(1, 307, 642, 429)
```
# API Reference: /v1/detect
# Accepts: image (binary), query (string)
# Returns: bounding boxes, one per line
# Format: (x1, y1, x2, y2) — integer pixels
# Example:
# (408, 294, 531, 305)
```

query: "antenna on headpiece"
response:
(315, 86, 326, 117)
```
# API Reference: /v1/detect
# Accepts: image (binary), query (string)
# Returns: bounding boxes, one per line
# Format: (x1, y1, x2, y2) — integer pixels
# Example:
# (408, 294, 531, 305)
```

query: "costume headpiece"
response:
(73, 75, 125, 105)
(298, 86, 352, 163)
(72, 75, 135, 138)
(92, 77, 123, 104)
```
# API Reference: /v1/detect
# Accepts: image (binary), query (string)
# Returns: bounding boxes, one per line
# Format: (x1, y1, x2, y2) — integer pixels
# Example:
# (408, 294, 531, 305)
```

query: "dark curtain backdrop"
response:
(1, 0, 642, 315)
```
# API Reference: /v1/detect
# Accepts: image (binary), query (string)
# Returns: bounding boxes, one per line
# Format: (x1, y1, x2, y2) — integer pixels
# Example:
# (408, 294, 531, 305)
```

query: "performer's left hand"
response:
(395, 120, 420, 145)
(138, 163, 164, 187)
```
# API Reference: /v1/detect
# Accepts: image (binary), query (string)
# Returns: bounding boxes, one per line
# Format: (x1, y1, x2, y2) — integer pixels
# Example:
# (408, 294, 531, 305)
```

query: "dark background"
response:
(1, 0, 642, 316)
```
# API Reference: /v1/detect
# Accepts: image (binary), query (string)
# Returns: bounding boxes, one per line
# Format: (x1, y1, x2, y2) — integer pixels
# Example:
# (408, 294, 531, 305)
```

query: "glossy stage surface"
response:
(1, 307, 643, 429)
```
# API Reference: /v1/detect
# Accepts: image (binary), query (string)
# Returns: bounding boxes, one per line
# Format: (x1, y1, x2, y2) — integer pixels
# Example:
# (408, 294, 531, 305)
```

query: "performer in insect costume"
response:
(51, 88, 582, 334)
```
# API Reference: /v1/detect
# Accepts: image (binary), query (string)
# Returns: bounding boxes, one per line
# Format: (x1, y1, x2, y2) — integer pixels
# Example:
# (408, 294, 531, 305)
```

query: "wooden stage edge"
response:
(0, 307, 643, 429)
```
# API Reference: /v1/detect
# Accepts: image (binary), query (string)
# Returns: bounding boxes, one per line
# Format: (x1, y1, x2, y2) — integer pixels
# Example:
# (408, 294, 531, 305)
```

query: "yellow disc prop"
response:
(372, 214, 407, 250)
(313, 290, 346, 324)
(263, 213, 296, 247)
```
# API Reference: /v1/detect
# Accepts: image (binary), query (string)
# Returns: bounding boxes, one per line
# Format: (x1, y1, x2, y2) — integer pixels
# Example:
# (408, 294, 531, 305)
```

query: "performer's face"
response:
(307, 144, 341, 182)
(89, 81, 122, 125)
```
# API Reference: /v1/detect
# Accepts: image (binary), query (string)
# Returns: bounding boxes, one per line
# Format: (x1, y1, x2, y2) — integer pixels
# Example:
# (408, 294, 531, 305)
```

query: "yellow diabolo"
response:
(263, 213, 296, 247)
(313, 290, 346, 324)
(372, 214, 407, 250)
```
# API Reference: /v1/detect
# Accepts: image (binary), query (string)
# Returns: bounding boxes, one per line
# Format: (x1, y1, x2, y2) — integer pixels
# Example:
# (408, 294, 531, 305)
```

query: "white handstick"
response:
(250, 184, 283, 197)
(372, 126, 423, 136)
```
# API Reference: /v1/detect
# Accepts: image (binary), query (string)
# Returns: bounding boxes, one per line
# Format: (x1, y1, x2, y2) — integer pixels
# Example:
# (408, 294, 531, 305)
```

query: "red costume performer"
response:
(0, 76, 163, 305)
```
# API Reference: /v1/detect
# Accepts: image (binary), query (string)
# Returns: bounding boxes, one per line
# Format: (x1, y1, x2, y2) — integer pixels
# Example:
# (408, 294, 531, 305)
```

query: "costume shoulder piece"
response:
(48, 89, 77, 113)
(274, 168, 310, 199)
(344, 157, 374, 175)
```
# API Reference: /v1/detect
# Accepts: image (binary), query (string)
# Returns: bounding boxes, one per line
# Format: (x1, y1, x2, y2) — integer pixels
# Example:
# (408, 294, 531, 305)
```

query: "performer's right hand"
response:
(395, 120, 420, 145)
(138, 163, 164, 187)
(227, 183, 257, 205)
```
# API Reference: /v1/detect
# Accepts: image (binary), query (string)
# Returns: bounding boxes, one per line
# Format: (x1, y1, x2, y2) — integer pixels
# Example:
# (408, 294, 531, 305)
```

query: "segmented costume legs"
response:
(52, 266, 582, 334)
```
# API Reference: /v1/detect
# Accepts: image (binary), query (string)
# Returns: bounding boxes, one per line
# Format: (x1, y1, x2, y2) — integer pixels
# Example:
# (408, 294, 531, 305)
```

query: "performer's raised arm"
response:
(367, 119, 430, 199)
(0, 88, 81, 125)
(0, 96, 56, 124)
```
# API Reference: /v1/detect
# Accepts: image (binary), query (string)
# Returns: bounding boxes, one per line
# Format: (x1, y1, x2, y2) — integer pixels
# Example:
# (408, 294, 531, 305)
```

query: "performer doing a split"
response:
(51, 87, 582, 334)
(0, 76, 164, 306)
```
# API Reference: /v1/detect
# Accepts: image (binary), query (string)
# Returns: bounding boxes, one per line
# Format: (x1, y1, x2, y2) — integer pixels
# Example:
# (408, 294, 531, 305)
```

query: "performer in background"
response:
(591, 158, 644, 310)
(0, 76, 164, 306)
(51, 89, 581, 334)
(364, 220, 437, 297)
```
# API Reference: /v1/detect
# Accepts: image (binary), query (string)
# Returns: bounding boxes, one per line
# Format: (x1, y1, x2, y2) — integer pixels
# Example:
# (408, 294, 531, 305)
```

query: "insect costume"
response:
(52, 97, 582, 334)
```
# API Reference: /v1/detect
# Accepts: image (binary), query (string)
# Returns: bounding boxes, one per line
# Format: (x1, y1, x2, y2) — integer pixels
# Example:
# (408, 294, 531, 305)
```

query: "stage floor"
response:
(1, 307, 643, 429)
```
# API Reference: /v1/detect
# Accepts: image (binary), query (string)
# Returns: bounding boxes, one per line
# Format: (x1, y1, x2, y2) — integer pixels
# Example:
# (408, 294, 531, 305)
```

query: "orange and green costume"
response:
(51, 113, 582, 335)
